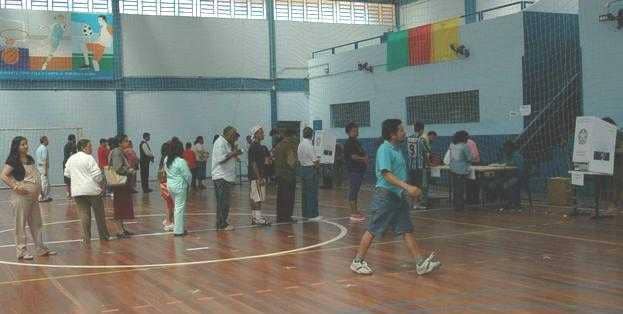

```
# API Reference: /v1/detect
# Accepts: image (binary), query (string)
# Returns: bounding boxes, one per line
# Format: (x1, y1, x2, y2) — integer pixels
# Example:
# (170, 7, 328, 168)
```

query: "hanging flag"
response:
(408, 24, 432, 65)
(386, 30, 409, 71)
(432, 17, 461, 63)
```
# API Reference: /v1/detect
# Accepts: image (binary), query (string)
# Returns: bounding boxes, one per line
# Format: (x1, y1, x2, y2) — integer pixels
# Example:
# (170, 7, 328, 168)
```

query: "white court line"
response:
(186, 247, 210, 252)
(0, 219, 348, 269)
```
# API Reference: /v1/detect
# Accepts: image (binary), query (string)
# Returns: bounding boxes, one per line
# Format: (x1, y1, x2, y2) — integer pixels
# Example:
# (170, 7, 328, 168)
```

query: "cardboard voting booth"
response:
(572, 116, 618, 175)
(313, 130, 336, 164)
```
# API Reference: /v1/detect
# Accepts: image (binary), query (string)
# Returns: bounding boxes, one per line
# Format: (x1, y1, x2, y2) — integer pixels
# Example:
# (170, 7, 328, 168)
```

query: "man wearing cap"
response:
(139, 132, 155, 193)
(248, 126, 271, 226)
(212, 126, 243, 230)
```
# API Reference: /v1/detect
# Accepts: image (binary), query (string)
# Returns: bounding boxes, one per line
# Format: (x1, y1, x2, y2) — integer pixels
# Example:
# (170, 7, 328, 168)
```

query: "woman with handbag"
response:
(1, 136, 57, 260)
(164, 137, 192, 236)
(108, 134, 136, 238)
(159, 141, 175, 231)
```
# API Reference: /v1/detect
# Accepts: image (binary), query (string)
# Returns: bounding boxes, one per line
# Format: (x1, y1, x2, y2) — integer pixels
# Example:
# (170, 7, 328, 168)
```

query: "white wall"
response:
(526, 0, 578, 14)
(123, 91, 271, 177)
(308, 12, 525, 140)
(122, 15, 269, 78)
(0, 91, 116, 185)
(277, 92, 310, 124)
(400, 0, 464, 29)
(579, 0, 623, 123)
(275, 21, 390, 78)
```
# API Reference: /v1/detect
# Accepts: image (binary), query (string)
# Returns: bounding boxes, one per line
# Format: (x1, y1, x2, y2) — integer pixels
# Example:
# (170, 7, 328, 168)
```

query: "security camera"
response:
(450, 44, 470, 58)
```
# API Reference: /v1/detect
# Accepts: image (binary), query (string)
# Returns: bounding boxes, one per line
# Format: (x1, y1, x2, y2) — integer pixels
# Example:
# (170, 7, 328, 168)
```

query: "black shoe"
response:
(123, 230, 135, 236)
(116, 233, 129, 239)
(174, 231, 188, 237)
(100, 236, 111, 241)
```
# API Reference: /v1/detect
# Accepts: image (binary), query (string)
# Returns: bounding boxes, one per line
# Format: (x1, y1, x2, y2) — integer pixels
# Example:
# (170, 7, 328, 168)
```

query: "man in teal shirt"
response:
(35, 136, 52, 202)
(350, 119, 441, 276)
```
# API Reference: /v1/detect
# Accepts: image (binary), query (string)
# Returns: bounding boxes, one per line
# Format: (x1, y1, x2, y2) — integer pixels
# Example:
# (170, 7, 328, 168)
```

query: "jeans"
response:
(214, 179, 232, 229)
(451, 172, 467, 210)
(300, 166, 319, 218)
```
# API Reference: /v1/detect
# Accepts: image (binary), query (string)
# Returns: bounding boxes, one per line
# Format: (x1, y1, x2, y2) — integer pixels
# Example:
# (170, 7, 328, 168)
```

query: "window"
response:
(274, 0, 394, 26)
(1, 0, 393, 24)
(406, 90, 480, 125)
(330, 101, 370, 128)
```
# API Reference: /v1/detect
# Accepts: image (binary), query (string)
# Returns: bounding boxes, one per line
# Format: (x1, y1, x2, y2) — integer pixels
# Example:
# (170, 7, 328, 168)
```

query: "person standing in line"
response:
(1, 136, 57, 260)
(124, 140, 140, 193)
(343, 122, 368, 222)
(465, 132, 481, 205)
(158, 141, 175, 231)
(63, 134, 77, 199)
(211, 126, 243, 230)
(139, 132, 155, 193)
(407, 121, 431, 210)
(164, 138, 192, 236)
(448, 131, 473, 211)
(109, 134, 136, 237)
(350, 119, 440, 276)
(334, 143, 344, 187)
(97, 138, 112, 197)
(183, 142, 198, 190)
(298, 127, 322, 221)
(192, 136, 209, 190)
(64, 139, 111, 246)
(247, 126, 272, 226)
(273, 128, 298, 223)
(35, 136, 52, 202)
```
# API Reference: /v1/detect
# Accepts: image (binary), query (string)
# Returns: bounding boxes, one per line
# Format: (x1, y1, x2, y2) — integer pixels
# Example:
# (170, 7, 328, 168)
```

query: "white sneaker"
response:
(163, 224, 175, 232)
(308, 216, 324, 222)
(416, 252, 442, 275)
(350, 259, 374, 275)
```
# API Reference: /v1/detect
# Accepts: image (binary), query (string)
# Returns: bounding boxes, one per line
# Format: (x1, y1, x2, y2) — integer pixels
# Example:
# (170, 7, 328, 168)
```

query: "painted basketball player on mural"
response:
(0, 9, 114, 79)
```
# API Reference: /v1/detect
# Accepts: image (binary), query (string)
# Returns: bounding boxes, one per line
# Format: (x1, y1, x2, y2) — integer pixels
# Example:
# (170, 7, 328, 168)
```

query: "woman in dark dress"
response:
(109, 134, 136, 237)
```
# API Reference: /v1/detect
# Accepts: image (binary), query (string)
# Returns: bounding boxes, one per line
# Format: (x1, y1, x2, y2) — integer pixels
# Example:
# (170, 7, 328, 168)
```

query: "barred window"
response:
(330, 101, 370, 128)
(406, 90, 480, 125)
(1, 0, 393, 24)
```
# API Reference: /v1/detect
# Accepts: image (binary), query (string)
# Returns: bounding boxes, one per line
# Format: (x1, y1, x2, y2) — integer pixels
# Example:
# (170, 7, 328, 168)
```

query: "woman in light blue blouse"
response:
(448, 131, 473, 211)
(164, 137, 192, 236)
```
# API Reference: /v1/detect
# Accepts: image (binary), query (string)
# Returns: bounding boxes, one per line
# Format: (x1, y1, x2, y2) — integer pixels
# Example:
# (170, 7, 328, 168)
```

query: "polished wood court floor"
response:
(0, 183, 622, 313)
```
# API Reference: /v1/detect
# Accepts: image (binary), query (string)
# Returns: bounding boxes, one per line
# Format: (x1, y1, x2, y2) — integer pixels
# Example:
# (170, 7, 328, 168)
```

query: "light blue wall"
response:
(0, 91, 116, 185)
(308, 12, 525, 140)
(580, 0, 623, 124)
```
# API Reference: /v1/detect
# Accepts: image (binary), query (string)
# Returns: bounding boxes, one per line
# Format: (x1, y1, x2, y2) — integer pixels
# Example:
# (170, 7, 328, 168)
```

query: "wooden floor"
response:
(0, 183, 622, 314)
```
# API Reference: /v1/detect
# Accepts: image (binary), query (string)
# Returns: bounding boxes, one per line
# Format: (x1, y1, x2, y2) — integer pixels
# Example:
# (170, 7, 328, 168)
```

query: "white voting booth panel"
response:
(313, 130, 336, 164)
(572, 116, 617, 175)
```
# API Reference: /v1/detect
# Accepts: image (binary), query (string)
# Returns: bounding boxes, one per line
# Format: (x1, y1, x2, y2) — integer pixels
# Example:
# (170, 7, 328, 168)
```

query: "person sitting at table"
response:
(486, 140, 525, 210)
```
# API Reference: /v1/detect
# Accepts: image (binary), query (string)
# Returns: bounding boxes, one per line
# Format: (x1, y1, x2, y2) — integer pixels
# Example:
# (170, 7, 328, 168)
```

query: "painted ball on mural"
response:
(2, 47, 20, 65)
(82, 24, 93, 39)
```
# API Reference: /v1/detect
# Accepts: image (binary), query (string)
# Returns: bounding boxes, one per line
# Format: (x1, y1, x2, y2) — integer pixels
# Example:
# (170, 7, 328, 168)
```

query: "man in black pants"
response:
(139, 132, 154, 193)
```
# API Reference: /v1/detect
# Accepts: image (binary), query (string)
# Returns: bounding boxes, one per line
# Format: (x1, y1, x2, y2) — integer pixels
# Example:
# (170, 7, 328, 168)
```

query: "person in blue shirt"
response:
(350, 119, 441, 276)
(448, 131, 473, 211)
(35, 136, 52, 202)
(164, 137, 192, 236)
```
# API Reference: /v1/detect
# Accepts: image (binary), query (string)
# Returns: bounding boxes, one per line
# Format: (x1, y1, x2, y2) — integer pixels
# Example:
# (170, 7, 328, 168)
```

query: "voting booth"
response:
(572, 116, 618, 175)
(313, 130, 337, 164)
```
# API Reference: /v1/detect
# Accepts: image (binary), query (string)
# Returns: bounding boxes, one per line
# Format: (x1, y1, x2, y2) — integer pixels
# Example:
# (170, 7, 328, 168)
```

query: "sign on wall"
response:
(0, 9, 114, 80)
(313, 130, 336, 164)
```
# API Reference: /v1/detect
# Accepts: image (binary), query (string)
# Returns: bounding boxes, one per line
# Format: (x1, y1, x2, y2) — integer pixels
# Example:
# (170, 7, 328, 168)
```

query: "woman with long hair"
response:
(159, 141, 174, 231)
(164, 137, 192, 236)
(1, 137, 57, 260)
(109, 134, 136, 237)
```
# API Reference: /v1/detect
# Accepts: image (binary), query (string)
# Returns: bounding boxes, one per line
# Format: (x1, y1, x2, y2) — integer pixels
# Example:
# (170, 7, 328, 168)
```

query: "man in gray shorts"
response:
(350, 119, 441, 276)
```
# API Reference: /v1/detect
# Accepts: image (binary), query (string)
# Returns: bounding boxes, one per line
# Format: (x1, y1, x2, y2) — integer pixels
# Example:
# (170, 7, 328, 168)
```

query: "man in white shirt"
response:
(297, 127, 322, 220)
(35, 136, 52, 202)
(64, 139, 110, 245)
(212, 126, 243, 230)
